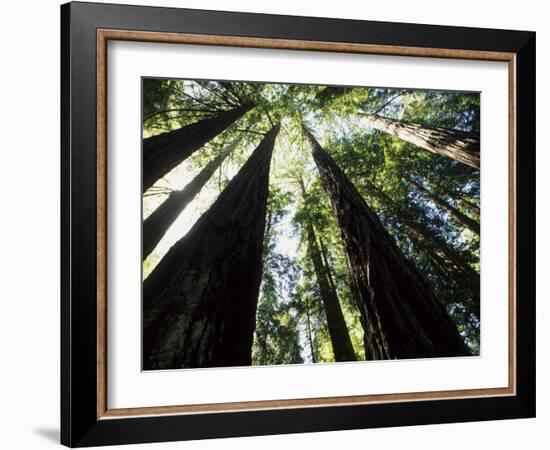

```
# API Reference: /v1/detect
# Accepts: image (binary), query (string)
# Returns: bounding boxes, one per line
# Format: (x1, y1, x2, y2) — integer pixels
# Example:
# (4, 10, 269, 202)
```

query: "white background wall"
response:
(0, 0, 545, 448)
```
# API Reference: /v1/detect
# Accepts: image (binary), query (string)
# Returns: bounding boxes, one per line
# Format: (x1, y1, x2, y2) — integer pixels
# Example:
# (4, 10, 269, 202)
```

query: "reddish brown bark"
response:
(362, 115, 480, 169)
(361, 179, 480, 320)
(304, 127, 469, 360)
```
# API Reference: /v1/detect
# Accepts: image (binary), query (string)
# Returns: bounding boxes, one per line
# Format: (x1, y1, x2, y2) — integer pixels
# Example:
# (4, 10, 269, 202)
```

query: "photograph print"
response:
(142, 78, 480, 371)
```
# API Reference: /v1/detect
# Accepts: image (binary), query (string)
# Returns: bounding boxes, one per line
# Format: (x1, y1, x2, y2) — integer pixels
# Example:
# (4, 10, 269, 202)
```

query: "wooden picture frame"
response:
(61, 1, 535, 447)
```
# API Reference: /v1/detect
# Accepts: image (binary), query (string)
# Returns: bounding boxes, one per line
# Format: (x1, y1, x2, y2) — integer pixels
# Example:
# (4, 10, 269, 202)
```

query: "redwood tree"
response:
(305, 222, 357, 361)
(360, 114, 480, 169)
(142, 138, 240, 260)
(143, 125, 279, 370)
(303, 127, 469, 360)
(143, 103, 253, 191)
(360, 177, 480, 320)
(447, 190, 480, 217)
(406, 177, 480, 235)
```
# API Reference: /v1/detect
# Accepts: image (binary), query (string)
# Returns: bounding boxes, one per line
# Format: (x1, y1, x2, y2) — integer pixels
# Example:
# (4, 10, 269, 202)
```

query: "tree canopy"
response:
(142, 78, 480, 367)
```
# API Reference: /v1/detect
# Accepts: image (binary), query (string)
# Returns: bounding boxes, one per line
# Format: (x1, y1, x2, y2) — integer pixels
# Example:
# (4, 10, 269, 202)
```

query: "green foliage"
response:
(143, 79, 481, 361)
(252, 185, 303, 365)
(401, 90, 480, 131)
(322, 89, 481, 350)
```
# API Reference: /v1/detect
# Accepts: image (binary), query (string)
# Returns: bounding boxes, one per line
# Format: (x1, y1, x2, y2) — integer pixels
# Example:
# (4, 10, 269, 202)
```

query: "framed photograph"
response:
(61, 1, 536, 447)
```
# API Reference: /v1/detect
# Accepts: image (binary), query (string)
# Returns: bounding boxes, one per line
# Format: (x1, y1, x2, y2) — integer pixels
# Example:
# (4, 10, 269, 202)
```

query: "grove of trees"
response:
(141, 78, 480, 370)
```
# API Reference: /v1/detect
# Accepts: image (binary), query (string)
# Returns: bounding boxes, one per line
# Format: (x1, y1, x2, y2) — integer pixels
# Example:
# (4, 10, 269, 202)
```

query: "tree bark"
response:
(304, 296, 316, 364)
(298, 180, 356, 361)
(143, 125, 279, 370)
(405, 223, 480, 318)
(305, 223, 357, 362)
(319, 238, 337, 295)
(142, 139, 239, 260)
(406, 178, 480, 235)
(143, 103, 253, 191)
(361, 115, 480, 169)
(303, 127, 469, 360)
(361, 179, 480, 319)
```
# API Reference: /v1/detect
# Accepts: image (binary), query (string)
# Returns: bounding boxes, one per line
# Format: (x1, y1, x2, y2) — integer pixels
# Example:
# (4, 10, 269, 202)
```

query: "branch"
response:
(364, 90, 412, 116)
(143, 108, 219, 122)
(196, 81, 240, 107)
(179, 90, 219, 110)
(143, 187, 174, 197)
(234, 128, 266, 136)
(263, 108, 275, 127)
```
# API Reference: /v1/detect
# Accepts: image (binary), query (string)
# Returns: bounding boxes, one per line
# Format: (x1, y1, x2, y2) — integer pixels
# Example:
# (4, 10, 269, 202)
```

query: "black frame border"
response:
(61, 2, 536, 447)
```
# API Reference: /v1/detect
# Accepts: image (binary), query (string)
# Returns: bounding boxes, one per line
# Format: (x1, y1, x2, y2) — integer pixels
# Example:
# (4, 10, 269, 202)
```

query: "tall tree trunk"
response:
(142, 138, 240, 260)
(406, 177, 480, 235)
(305, 223, 357, 362)
(361, 115, 480, 169)
(417, 173, 480, 218)
(405, 223, 480, 319)
(319, 238, 337, 294)
(361, 179, 480, 319)
(448, 191, 480, 217)
(303, 127, 469, 360)
(143, 103, 253, 191)
(143, 125, 279, 370)
(304, 296, 316, 364)
(299, 179, 356, 361)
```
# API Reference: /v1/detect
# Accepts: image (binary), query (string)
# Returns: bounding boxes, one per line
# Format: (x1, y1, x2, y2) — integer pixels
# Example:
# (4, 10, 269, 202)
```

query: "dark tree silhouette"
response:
(361, 178, 480, 320)
(142, 139, 239, 260)
(141, 80, 481, 366)
(143, 125, 279, 370)
(447, 190, 480, 217)
(303, 127, 470, 360)
(142, 103, 253, 191)
(305, 222, 357, 361)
